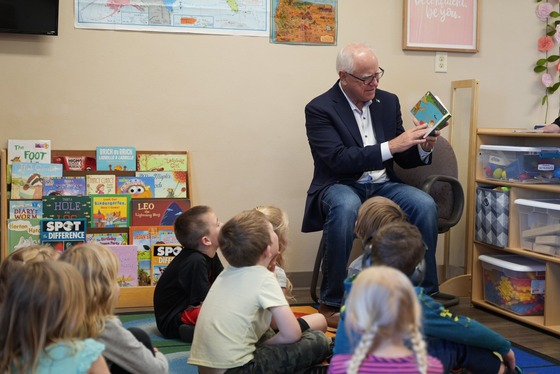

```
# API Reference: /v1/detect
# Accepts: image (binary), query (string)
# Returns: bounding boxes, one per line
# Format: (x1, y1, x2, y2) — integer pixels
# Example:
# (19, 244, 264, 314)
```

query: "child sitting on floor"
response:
(0, 261, 109, 373)
(153, 205, 224, 343)
(189, 209, 331, 373)
(255, 205, 327, 333)
(0, 244, 60, 303)
(329, 265, 443, 374)
(60, 243, 169, 374)
(334, 199, 522, 374)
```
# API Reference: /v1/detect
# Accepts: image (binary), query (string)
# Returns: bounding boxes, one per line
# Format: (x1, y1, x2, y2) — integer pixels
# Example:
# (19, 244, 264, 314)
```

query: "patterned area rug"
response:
(118, 308, 560, 374)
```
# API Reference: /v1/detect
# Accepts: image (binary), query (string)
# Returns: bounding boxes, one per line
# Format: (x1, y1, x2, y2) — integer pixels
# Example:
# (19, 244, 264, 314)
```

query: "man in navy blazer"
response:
(302, 43, 441, 328)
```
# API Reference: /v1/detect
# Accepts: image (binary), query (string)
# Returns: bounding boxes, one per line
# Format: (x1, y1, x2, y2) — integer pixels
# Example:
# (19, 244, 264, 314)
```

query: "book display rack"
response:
(0, 148, 191, 311)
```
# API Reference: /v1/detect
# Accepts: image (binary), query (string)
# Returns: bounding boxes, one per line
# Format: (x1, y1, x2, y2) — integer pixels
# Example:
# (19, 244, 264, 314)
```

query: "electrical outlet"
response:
(435, 52, 447, 73)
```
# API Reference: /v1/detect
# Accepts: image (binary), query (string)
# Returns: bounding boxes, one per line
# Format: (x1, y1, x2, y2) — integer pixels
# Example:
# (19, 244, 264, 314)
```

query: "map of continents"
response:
(271, 0, 337, 45)
(75, 0, 268, 36)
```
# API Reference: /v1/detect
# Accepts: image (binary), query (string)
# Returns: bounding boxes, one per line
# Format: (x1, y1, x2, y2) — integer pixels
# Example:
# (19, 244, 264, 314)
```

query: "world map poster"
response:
(75, 0, 269, 36)
(271, 0, 337, 45)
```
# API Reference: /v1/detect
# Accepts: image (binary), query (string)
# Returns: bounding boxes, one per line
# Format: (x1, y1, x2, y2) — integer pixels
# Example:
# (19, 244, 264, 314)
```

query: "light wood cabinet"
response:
(469, 129, 560, 335)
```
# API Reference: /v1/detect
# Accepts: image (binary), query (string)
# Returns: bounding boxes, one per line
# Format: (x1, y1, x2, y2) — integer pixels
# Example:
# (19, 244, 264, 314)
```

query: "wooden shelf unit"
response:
(0, 149, 191, 312)
(469, 129, 560, 335)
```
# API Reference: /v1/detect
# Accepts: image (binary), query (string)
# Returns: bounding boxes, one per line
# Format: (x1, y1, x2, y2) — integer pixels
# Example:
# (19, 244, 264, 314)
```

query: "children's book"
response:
(151, 244, 183, 285)
(86, 232, 128, 246)
(53, 154, 96, 171)
(107, 245, 139, 287)
(42, 176, 86, 196)
(90, 194, 130, 228)
(7, 219, 41, 254)
(11, 162, 63, 199)
(43, 195, 92, 220)
(128, 225, 178, 286)
(9, 200, 43, 219)
(136, 171, 188, 198)
(40, 218, 87, 252)
(96, 146, 136, 171)
(7, 139, 51, 165)
(137, 153, 188, 172)
(7, 139, 52, 194)
(117, 176, 156, 199)
(410, 91, 451, 139)
(86, 175, 116, 195)
(130, 198, 190, 226)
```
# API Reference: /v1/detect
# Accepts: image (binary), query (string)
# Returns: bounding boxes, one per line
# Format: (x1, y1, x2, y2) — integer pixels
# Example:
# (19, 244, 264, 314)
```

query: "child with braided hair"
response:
(335, 197, 522, 374)
(329, 265, 443, 374)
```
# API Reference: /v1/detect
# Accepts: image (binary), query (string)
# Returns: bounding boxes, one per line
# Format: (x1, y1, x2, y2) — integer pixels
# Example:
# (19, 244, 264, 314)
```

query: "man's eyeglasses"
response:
(346, 68, 385, 85)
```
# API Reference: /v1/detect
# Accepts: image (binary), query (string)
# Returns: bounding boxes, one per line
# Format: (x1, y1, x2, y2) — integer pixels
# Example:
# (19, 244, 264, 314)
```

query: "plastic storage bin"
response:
(475, 186, 509, 247)
(515, 199, 560, 256)
(479, 145, 560, 183)
(479, 254, 545, 315)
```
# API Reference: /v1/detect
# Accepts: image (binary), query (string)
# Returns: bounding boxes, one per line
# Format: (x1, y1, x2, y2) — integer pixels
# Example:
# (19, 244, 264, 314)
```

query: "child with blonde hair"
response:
(0, 245, 60, 303)
(60, 243, 169, 374)
(255, 205, 328, 333)
(347, 196, 407, 278)
(329, 266, 443, 374)
(335, 201, 521, 373)
(0, 260, 109, 373)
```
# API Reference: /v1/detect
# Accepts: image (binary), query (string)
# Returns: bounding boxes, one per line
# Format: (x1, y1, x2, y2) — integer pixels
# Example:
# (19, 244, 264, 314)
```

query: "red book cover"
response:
(130, 198, 190, 226)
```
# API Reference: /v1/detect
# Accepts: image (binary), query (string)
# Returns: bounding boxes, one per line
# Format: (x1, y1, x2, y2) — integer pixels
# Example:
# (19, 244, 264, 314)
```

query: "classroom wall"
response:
(0, 1, 554, 274)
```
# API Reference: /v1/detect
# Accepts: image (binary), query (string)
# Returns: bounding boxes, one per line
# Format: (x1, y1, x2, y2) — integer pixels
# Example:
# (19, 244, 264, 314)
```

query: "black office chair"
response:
(310, 136, 464, 307)
(394, 135, 464, 307)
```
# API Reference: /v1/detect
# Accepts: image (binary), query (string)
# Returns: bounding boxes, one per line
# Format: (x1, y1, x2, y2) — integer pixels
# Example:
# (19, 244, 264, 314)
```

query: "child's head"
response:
(219, 209, 278, 267)
(59, 243, 120, 336)
(354, 196, 407, 241)
(254, 205, 288, 258)
(0, 245, 59, 303)
(345, 265, 427, 374)
(0, 261, 87, 373)
(364, 222, 425, 279)
(174, 205, 221, 253)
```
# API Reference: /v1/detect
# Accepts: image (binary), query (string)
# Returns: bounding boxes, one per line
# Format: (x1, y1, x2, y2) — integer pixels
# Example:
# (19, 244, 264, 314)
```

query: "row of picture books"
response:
(10, 171, 188, 199)
(7, 220, 184, 287)
(10, 195, 191, 228)
(7, 140, 188, 172)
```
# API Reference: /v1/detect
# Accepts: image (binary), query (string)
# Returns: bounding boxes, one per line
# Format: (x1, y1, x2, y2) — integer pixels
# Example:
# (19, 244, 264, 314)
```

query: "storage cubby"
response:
(469, 129, 560, 335)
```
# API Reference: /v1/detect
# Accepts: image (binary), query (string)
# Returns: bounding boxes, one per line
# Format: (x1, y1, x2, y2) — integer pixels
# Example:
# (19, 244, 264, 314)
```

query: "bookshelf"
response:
(0, 148, 191, 311)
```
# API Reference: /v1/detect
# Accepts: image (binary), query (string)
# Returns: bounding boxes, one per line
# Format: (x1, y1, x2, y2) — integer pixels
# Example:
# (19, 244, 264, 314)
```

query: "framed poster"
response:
(403, 0, 479, 53)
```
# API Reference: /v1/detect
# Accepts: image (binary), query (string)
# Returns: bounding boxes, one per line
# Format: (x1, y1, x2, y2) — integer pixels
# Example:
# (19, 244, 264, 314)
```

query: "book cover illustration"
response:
(7, 139, 51, 165)
(43, 196, 92, 220)
(86, 174, 116, 195)
(9, 200, 43, 219)
(107, 245, 139, 287)
(96, 146, 136, 171)
(11, 162, 63, 200)
(7, 219, 41, 255)
(86, 232, 128, 246)
(42, 176, 86, 196)
(136, 171, 188, 198)
(129, 226, 178, 286)
(53, 154, 96, 171)
(90, 194, 130, 228)
(40, 219, 87, 252)
(410, 91, 451, 139)
(137, 153, 188, 172)
(131, 198, 191, 226)
(117, 176, 155, 199)
(151, 244, 183, 285)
